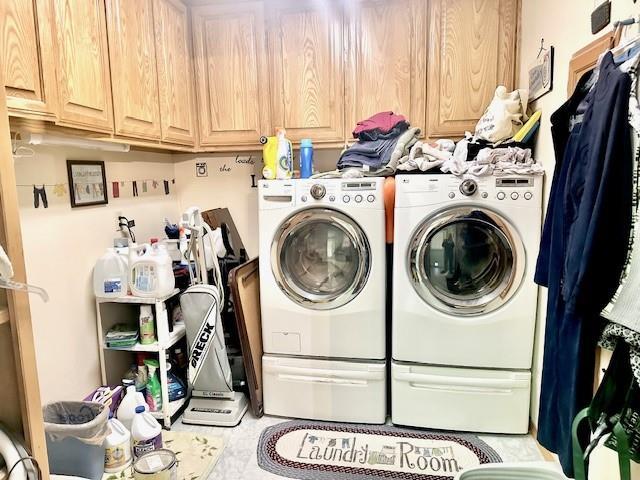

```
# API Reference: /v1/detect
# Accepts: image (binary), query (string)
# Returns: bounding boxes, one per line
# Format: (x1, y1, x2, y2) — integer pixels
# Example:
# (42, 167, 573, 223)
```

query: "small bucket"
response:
(133, 449, 177, 480)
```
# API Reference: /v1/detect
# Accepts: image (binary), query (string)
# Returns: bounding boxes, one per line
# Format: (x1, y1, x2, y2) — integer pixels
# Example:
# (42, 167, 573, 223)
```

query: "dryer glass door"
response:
(408, 207, 525, 315)
(272, 208, 371, 310)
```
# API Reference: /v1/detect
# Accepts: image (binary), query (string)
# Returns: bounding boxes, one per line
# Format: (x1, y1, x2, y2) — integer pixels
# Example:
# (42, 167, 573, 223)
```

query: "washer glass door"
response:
(408, 207, 525, 315)
(272, 208, 371, 310)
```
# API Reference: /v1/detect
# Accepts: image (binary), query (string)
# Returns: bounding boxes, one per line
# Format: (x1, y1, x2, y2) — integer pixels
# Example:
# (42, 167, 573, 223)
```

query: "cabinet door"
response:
(426, 0, 518, 138)
(192, 2, 270, 147)
(345, 0, 427, 138)
(267, 0, 345, 144)
(106, 0, 162, 140)
(53, 0, 113, 132)
(1, 0, 58, 120)
(153, 0, 196, 146)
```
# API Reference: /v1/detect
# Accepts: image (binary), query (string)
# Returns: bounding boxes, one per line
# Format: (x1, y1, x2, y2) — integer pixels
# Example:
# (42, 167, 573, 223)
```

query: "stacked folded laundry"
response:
(338, 112, 421, 171)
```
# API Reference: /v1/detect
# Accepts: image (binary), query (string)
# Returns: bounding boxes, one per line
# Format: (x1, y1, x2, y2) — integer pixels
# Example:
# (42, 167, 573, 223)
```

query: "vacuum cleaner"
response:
(179, 207, 248, 426)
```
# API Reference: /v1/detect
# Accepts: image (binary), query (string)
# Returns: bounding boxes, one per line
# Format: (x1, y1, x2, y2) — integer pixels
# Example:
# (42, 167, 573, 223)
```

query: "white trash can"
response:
(455, 462, 567, 480)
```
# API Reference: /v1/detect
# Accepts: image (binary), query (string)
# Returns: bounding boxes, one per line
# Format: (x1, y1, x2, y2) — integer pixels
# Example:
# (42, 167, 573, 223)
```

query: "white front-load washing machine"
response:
(259, 178, 387, 423)
(392, 174, 542, 434)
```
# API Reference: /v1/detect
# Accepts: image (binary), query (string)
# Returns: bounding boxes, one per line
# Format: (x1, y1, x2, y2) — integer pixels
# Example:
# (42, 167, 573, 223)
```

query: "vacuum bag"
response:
(180, 284, 233, 395)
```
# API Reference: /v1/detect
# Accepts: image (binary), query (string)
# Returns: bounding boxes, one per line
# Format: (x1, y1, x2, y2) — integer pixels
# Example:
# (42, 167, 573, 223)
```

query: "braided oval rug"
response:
(257, 420, 501, 480)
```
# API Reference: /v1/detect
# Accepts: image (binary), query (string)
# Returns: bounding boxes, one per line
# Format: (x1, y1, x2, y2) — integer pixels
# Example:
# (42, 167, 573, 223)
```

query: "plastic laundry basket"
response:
(455, 462, 567, 479)
(43, 402, 110, 480)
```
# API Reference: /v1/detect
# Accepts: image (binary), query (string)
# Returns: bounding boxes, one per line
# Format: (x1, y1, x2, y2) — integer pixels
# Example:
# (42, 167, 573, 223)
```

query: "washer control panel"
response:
(395, 174, 541, 208)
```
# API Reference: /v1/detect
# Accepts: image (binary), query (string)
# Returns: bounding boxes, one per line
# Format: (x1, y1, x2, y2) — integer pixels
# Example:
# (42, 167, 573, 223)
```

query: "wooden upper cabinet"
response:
(267, 0, 345, 144)
(426, 0, 518, 138)
(106, 0, 162, 140)
(192, 1, 270, 147)
(1, 0, 58, 120)
(153, 0, 196, 146)
(52, 0, 113, 133)
(345, 0, 427, 138)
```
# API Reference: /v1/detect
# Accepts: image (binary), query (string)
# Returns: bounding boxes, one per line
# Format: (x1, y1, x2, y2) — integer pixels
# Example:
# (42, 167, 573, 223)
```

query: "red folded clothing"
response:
(353, 111, 407, 138)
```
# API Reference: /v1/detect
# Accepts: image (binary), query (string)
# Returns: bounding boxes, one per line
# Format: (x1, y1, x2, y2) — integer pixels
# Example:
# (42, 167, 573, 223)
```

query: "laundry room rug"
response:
(103, 430, 224, 480)
(257, 420, 501, 480)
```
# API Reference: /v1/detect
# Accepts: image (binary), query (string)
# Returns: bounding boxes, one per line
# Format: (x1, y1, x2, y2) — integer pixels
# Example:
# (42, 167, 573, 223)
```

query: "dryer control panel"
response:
(297, 179, 384, 209)
(258, 178, 385, 210)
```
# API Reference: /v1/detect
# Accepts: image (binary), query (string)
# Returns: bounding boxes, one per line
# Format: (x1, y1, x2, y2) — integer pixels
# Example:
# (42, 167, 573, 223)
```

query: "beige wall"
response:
(174, 150, 340, 256)
(519, 0, 637, 425)
(14, 146, 179, 403)
(17, 144, 341, 403)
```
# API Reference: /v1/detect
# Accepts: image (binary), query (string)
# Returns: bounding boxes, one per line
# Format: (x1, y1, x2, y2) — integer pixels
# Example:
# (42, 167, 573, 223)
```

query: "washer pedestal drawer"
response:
(263, 354, 386, 424)
(391, 361, 531, 434)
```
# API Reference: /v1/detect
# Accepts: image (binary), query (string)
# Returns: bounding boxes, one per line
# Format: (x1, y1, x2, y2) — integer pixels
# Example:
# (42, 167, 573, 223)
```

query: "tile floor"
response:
(174, 412, 549, 479)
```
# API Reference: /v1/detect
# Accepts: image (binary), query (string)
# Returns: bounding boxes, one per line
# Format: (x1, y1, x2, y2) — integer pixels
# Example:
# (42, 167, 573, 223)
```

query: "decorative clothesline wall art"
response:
(15, 177, 176, 209)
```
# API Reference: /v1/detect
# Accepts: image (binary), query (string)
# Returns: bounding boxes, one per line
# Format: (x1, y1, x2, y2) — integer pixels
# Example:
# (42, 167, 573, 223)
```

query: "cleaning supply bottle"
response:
(139, 305, 156, 345)
(135, 353, 148, 394)
(164, 352, 186, 402)
(104, 417, 132, 473)
(131, 406, 163, 458)
(94, 248, 128, 298)
(275, 128, 293, 180)
(260, 135, 278, 179)
(144, 359, 163, 411)
(178, 227, 189, 266)
(117, 385, 149, 431)
(300, 139, 314, 179)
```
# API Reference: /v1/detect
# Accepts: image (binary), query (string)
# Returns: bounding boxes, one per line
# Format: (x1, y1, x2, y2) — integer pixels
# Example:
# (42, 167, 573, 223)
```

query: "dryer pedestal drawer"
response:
(263, 355, 386, 424)
(391, 362, 531, 434)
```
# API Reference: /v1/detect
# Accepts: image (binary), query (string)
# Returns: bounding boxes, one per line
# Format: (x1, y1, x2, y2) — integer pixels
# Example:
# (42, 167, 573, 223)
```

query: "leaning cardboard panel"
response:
(229, 258, 263, 417)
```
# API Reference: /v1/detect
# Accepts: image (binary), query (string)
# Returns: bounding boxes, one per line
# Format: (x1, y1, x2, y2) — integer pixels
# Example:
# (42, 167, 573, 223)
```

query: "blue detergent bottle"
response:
(300, 139, 314, 179)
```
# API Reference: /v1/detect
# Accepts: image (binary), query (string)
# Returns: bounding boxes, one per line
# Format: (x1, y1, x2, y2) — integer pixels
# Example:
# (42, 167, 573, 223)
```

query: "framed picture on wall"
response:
(66, 160, 108, 207)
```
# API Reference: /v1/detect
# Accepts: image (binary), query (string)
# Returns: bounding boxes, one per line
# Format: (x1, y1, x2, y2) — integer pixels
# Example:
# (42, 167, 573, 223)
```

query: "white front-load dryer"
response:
(259, 178, 387, 424)
(391, 174, 543, 434)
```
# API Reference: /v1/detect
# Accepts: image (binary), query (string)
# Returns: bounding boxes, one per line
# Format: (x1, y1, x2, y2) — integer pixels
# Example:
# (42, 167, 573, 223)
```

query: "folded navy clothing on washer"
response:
(356, 120, 409, 141)
(337, 127, 420, 171)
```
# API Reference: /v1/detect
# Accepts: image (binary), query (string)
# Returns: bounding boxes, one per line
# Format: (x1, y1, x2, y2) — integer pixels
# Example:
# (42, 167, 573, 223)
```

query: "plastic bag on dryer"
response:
(475, 86, 529, 143)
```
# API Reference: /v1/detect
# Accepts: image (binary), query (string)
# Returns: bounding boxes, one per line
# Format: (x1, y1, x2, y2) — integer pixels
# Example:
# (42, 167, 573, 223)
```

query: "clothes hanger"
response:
(611, 16, 640, 56)
(0, 244, 49, 302)
(11, 132, 35, 159)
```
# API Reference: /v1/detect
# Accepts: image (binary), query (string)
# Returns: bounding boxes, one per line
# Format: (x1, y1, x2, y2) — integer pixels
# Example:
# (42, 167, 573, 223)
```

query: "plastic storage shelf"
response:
(95, 289, 189, 428)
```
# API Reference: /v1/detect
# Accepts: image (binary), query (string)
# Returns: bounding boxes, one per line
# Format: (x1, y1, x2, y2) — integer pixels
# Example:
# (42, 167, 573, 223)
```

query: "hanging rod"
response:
(614, 16, 639, 28)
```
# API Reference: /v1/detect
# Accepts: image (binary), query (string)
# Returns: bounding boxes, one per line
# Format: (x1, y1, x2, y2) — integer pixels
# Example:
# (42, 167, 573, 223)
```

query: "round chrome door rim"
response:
(271, 207, 371, 311)
(407, 206, 525, 316)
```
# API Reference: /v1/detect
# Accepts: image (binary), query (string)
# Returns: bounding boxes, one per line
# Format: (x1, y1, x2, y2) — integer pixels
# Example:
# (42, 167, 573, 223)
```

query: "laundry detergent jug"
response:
(275, 128, 293, 179)
(129, 244, 175, 298)
(104, 418, 132, 473)
(94, 248, 128, 298)
(131, 406, 163, 458)
(260, 135, 278, 180)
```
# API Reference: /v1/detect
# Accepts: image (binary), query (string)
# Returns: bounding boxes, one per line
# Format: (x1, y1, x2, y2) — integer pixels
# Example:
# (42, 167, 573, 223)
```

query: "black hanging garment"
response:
(33, 185, 48, 208)
(535, 52, 633, 476)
